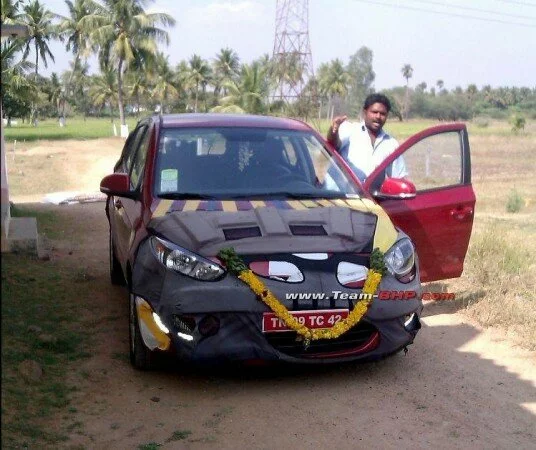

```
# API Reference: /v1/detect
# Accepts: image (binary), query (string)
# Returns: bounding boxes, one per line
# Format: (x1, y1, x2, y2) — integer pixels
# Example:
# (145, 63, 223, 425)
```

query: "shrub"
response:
(509, 114, 526, 133)
(506, 189, 523, 213)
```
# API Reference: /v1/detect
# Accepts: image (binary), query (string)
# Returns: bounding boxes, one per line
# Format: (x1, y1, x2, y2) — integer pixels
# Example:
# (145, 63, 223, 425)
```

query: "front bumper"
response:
(132, 239, 423, 364)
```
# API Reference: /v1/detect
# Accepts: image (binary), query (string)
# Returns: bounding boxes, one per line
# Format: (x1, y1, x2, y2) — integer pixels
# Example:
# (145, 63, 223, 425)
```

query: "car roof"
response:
(156, 113, 312, 131)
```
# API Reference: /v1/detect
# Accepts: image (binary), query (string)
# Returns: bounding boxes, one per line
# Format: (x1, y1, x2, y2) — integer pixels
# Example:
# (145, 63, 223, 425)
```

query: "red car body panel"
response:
(364, 123, 475, 282)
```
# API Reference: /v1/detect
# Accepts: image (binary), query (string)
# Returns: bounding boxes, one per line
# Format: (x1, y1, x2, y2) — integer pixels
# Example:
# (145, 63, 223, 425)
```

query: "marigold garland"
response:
(217, 248, 386, 347)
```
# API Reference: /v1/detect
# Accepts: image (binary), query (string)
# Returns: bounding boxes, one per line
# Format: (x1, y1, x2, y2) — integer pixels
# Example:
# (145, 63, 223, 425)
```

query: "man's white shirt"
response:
(338, 121, 408, 180)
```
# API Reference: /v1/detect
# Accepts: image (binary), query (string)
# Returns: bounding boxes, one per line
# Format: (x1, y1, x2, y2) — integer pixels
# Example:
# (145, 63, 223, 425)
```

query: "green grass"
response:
(308, 117, 534, 140)
(167, 430, 192, 441)
(3, 117, 138, 142)
(138, 443, 162, 450)
(1, 254, 92, 448)
(4, 116, 532, 143)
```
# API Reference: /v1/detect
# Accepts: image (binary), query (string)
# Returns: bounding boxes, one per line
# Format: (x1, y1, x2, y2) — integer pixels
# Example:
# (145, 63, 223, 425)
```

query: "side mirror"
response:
(100, 173, 137, 198)
(373, 177, 416, 200)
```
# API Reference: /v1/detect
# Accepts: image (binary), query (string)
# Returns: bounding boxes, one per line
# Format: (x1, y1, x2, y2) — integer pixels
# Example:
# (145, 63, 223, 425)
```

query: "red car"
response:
(100, 114, 474, 369)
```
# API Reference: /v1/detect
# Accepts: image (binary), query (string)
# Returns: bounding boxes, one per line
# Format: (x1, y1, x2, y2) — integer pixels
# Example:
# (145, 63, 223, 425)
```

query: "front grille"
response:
(264, 321, 378, 358)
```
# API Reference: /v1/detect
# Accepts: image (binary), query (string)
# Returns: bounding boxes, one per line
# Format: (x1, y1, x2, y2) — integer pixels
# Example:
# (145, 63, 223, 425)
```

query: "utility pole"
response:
(272, 0, 315, 103)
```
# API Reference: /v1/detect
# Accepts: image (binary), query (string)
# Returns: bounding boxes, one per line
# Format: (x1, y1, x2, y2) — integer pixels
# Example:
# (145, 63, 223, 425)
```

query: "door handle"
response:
(114, 198, 123, 209)
(450, 206, 473, 221)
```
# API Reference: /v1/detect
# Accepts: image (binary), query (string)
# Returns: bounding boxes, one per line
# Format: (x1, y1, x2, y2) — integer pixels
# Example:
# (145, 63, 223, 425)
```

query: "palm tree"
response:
(318, 59, 350, 120)
(401, 64, 413, 86)
(61, 58, 89, 116)
(20, 0, 57, 75)
(126, 68, 150, 117)
(1, 39, 36, 124)
(272, 51, 305, 99)
(48, 72, 63, 116)
(152, 52, 178, 113)
(213, 47, 240, 100)
(401, 64, 413, 120)
(188, 54, 212, 113)
(89, 63, 118, 119)
(1, 0, 23, 23)
(212, 62, 268, 114)
(83, 0, 175, 132)
(58, 0, 95, 120)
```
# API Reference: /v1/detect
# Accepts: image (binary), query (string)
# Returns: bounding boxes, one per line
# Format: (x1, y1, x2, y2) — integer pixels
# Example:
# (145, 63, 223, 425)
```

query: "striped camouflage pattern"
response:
(150, 197, 398, 253)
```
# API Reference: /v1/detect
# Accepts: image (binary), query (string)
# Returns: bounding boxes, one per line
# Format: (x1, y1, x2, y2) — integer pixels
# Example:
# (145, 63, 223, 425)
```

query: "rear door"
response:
(363, 123, 475, 282)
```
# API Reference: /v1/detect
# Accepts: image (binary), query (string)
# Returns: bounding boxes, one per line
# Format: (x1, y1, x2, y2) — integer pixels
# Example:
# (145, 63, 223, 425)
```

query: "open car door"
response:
(363, 123, 475, 282)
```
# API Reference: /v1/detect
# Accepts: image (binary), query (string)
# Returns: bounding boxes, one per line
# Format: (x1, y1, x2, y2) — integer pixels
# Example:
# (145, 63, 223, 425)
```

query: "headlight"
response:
(150, 236, 225, 281)
(384, 238, 415, 280)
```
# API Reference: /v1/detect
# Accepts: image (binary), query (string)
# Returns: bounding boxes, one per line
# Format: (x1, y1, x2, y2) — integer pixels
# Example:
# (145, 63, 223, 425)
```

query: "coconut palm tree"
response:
(213, 47, 240, 100)
(152, 52, 178, 114)
(89, 63, 118, 119)
(1, 0, 23, 23)
(1, 39, 36, 124)
(318, 59, 350, 120)
(188, 54, 212, 113)
(47, 72, 63, 116)
(212, 62, 268, 114)
(83, 0, 175, 131)
(58, 0, 96, 119)
(20, 0, 57, 75)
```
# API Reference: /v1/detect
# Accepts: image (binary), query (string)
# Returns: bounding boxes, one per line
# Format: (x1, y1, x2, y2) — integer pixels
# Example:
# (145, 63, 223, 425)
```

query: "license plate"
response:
(262, 309, 349, 333)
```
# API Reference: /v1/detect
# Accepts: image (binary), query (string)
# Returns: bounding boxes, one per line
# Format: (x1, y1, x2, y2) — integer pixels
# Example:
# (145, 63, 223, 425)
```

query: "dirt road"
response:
(31, 203, 536, 449)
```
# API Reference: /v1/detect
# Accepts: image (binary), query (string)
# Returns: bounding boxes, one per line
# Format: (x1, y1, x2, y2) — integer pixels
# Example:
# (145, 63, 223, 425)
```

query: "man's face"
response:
(363, 102, 389, 135)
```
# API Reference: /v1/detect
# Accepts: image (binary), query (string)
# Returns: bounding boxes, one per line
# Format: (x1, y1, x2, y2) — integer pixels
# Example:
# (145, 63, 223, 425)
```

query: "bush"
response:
(506, 189, 523, 213)
(509, 114, 526, 133)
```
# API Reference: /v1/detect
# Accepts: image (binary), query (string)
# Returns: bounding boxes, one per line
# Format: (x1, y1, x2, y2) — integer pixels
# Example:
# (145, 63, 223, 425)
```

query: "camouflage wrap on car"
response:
(130, 200, 422, 364)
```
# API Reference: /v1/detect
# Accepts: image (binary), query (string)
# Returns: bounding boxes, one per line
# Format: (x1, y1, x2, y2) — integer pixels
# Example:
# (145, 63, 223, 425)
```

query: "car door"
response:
(110, 123, 149, 263)
(363, 123, 475, 282)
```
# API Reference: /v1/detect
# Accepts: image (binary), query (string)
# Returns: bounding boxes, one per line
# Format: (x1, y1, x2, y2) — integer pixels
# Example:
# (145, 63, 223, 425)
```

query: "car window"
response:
(392, 131, 462, 191)
(121, 126, 147, 174)
(154, 127, 363, 199)
(130, 126, 151, 189)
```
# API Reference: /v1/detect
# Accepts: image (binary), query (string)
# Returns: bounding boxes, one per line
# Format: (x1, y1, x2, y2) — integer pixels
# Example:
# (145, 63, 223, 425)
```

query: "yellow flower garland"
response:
(217, 247, 385, 347)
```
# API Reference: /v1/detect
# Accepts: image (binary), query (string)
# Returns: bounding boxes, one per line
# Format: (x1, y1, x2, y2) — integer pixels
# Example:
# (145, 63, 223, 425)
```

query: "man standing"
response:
(326, 93, 407, 182)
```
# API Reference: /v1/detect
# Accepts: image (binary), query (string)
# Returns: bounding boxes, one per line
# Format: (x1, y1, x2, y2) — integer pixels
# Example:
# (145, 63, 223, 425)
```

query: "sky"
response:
(38, 0, 536, 90)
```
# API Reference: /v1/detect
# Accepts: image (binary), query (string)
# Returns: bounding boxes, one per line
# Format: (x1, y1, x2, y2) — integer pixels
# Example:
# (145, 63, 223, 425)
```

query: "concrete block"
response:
(7, 217, 39, 255)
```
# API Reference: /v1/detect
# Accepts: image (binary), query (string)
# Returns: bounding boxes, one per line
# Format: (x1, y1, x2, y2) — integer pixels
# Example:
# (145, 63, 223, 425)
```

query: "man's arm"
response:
(326, 115, 347, 150)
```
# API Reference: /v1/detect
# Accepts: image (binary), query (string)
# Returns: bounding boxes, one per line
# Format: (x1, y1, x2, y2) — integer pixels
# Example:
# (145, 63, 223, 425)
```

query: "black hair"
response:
(363, 93, 391, 112)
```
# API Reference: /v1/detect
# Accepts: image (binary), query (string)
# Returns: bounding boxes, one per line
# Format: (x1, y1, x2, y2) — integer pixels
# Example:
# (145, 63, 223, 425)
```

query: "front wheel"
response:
(129, 293, 156, 370)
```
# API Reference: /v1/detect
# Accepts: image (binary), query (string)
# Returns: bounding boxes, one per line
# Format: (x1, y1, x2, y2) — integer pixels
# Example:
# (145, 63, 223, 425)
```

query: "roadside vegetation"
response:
(1, 250, 92, 448)
(2, 0, 535, 135)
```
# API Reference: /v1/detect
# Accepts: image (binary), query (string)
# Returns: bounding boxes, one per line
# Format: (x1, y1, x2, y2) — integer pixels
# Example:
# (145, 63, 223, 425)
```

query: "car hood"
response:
(147, 198, 398, 256)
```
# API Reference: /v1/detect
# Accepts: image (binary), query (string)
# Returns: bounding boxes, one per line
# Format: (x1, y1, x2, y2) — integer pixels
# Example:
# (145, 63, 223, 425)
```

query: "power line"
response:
(351, 0, 536, 28)
(410, 0, 536, 21)
(493, 0, 536, 8)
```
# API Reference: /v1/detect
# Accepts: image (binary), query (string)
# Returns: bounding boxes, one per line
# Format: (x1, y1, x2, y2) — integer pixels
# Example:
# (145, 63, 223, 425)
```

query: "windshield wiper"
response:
(157, 193, 218, 200)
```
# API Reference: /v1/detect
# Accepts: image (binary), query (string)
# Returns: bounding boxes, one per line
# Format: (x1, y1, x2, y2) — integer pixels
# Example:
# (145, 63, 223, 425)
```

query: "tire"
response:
(109, 231, 126, 286)
(129, 293, 156, 370)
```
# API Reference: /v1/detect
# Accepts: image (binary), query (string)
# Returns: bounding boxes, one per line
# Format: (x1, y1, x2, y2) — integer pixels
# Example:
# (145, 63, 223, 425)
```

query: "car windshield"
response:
(154, 127, 363, 199)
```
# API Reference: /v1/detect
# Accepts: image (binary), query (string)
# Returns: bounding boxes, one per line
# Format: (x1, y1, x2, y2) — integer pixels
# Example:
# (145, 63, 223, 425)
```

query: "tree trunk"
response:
(117, 58, 125, 125)
(194, 82, 199, 113)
